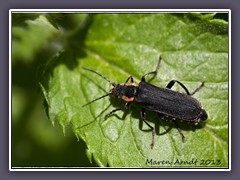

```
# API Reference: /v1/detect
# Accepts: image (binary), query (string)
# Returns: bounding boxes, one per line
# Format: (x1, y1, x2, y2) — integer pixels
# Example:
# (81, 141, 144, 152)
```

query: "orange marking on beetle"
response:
(124, 83, 138, 87)
(122, 96, 135, 102)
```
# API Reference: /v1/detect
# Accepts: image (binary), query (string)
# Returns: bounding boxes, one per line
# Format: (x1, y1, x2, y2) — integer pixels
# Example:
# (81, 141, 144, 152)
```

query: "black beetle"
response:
(82, 55, 208, 148)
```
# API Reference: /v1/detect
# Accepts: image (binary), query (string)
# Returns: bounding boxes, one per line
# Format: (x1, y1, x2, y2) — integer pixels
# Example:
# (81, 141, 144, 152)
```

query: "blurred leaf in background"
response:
(12, 13, 96, 167)
(12, 12, 229, 168)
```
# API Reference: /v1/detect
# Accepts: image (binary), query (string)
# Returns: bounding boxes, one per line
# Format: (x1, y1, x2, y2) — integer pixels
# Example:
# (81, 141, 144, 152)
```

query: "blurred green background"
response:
(11, 13, 97, 167)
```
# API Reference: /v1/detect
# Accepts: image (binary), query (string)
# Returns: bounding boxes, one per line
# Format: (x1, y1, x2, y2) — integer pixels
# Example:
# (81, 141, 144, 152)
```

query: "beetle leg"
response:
(166, 80, 191, 95)
(167, 80, 205, 96)
(141, 108, 155, 149)
(141, 55, 162, 82)
(125, 76, 134, 83)
(157, 113, 164, 136)
(190, 82, 205, 96)
(173, 121, 185, 141)
(105, 102, 131, 119)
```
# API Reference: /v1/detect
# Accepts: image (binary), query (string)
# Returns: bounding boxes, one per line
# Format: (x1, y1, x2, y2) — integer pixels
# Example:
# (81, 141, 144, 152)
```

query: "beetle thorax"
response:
(111, 84, 138, 100)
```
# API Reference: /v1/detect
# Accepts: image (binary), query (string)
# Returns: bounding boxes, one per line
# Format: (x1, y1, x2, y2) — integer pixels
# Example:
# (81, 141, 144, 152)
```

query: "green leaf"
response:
(41, 13, 229, 167)
(12, 14, 60, 63)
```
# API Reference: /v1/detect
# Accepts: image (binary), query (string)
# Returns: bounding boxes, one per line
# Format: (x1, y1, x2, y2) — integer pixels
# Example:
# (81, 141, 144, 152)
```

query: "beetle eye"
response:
(111, 85, 122, 98)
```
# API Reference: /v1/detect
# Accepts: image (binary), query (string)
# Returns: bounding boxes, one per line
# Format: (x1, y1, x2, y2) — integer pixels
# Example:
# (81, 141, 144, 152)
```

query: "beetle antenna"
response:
(82, 93, 112, 108)
(82, 67, 116, 87)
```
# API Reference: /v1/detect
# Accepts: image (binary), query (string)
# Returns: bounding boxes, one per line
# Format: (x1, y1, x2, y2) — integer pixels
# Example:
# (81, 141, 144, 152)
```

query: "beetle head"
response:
(111, 84, 122, 98)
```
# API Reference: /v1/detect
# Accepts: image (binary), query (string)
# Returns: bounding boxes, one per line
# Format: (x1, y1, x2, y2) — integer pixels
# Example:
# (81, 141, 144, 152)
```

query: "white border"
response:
(9, 9, 231, 171)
